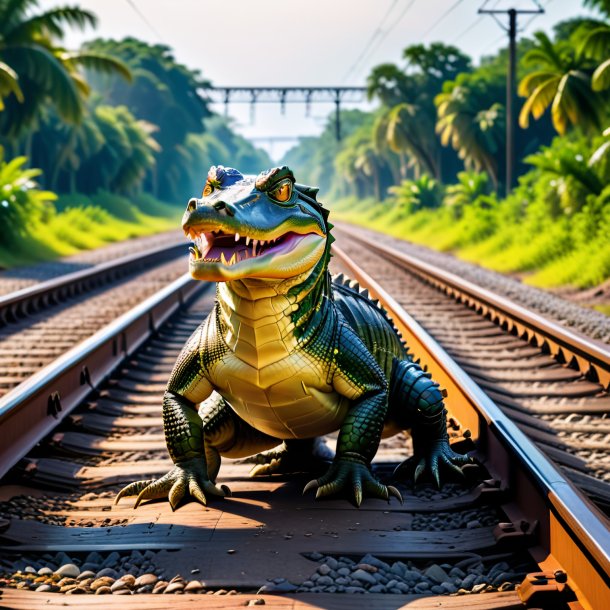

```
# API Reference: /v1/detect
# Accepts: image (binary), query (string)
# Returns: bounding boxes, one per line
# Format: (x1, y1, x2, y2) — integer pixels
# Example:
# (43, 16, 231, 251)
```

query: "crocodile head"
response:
(183, 165, 330, 282)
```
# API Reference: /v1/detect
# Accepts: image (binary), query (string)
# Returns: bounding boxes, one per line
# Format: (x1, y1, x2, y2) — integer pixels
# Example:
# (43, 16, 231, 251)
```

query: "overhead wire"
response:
(421, 0, 465, 39)
(124, 0, 163, 41)
(342, 0, 401, 83)
(343, 0, 418, 83)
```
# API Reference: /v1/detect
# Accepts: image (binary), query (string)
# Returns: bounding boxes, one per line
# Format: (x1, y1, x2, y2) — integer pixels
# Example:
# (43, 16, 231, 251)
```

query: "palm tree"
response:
(579, 24, 610, 91)
(435, 80, 505, 190)
(0, 0, 130, 140)
(518, 31, 605, 135)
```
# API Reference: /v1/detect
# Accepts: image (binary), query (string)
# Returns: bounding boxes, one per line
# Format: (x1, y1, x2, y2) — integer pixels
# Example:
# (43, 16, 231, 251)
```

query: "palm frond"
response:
(63, 51, 132, 82)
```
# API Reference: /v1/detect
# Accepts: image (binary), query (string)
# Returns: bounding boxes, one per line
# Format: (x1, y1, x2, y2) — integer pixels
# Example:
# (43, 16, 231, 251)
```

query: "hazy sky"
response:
(40, 0, 598, 159)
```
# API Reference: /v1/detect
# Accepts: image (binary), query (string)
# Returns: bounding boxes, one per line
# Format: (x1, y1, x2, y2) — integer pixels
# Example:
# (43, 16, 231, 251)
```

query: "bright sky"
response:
(41, 0, 600, 159)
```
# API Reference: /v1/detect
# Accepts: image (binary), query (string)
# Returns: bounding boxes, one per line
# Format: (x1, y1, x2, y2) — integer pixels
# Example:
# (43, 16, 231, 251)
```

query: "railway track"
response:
(0, 238, 187, 398)
(333, 226, 610, 512)
(0, 241, 608, 609)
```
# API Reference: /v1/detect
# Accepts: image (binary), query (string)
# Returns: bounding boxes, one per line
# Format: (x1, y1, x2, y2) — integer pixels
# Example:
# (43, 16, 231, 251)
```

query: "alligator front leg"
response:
(115, 390, 227, 509)
(390, 359, 472, 486)
(303, 324, 402, 506)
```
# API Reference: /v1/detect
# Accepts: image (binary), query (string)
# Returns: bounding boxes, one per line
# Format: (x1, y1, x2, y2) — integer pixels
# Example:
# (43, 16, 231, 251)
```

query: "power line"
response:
(421, 0, 465, 39)
(125, 0, 163, 41)
(345, 0, 418, 84)
(342, 0, 401, 83)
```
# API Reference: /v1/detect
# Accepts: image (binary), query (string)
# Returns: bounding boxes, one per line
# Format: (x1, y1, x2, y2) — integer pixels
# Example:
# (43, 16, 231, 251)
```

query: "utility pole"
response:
(479, 1, 544, 195)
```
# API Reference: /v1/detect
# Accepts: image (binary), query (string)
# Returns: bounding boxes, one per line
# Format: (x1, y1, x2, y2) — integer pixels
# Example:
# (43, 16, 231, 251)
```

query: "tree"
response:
(518, 31, 607, 135)
(0, 1, 130, 141)
(443, 171, 490, 218)
(84, 37, 210, 202)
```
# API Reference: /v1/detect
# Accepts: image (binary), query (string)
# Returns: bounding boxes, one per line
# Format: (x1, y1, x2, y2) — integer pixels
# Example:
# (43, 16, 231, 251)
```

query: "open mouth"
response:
(187, 228, 311, 266)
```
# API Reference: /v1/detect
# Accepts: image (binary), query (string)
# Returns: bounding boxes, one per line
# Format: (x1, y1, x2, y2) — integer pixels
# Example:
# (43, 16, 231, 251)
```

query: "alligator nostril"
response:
(187, 198, 198, 212)
(212, 201, 226, 211)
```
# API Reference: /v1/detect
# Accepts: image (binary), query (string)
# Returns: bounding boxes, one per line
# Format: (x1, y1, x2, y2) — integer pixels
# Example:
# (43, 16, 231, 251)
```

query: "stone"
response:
(101, 552, 121, 568)
(55, 563, 80, 578)
(369, 584, 385, 593)
(461, 574, 477, 589)
(466, 519, 481, 529)
(441, 581, 458, 594)
(185, 580, 204, 592)
(337, 567, 350, 577)
(324, 557, 338, 570)
(96, 567, 118, 579)
(37, 567, 53, 576)
(113, 589, 133, 595)
(94, 586, 112, 595)
(355, 563, 377, 573)
(403, 569, 421, 582)
(247, 600, 266, 606)
(66, 587, 87, 595)
(395, 582, 410, 593)
(35, 584, 52, 592)
(390, 561, 407, 577)
(449, 567, 466, 578)
(118, 574, 136, 587)
(77, 570, 96, 581)
(164, 581, 185, 593)
(424, 564, 450, 584)
(153, 581, 168, 594)
(135, 573, 158, 587)
(472, 583, 487, 593)
(317, 576, 333, 586)
(414, 581, 430, 592)
(360, 554, 390, 572)
(345, 586, 366, 594)
(110, 580, 128, 592)
(352, 569, 376, 585)
(318, 564, 331, 576)
(431, 585, 445, 594)
(308, 552, 323, 561)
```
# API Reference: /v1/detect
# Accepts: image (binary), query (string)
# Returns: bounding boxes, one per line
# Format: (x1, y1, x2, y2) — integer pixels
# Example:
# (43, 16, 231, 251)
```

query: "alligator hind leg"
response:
(388, 358, 472, 486)
(249, 437, 334, 477)
(199, 392, 281, 482)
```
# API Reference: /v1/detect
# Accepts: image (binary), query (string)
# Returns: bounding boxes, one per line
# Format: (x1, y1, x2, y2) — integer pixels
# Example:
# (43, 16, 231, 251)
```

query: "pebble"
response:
(96, 567, 118, 579)
(35, 584, 52, 592)
(55, 564, 80, 578)
(352, 569, 377, 585)
(37, 567, 53, 576)
(184, 580, 203, 592)
(77, 570, 96, 581)
(134, 573, 158, 587)
(95, 586, 112, 595)
(247, 600, 266, 606)
(424, 564, 450, 584)
(318, 564, 331, 576)
(164, 581, 185, 593)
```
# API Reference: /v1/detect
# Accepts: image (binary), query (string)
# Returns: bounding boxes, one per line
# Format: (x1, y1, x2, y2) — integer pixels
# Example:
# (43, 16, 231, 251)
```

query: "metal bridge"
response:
(201, 86, 368, 141)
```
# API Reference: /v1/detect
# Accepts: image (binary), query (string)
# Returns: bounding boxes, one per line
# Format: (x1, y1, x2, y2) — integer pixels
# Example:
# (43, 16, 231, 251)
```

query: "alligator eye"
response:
(269, 179, 293, 204)
(203, 182, 214, 197)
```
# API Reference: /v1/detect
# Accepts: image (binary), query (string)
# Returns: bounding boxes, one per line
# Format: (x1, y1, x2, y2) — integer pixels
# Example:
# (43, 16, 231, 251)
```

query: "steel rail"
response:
(333, 244, 610, 610)
(0, 241, 185, 326)
(0, 273, 205, 480)
(343, 230, 610, 390)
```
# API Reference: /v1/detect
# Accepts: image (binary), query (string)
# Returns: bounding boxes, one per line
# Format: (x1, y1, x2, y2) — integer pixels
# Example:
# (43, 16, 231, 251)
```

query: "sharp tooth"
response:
(252, 240, 258, 256)
(228, 252, 237, 266)
(245, 236, 250, 246)
(235, 233, 240, 242)
(220, 251, 228, 265)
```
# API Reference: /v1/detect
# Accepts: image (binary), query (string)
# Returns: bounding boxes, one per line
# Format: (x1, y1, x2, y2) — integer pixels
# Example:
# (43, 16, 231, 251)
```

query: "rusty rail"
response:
(0, 241, 185, 326)
(333, 244, 610, 610)
(344, 231, 610, 390)
(0, 274, 204, 479)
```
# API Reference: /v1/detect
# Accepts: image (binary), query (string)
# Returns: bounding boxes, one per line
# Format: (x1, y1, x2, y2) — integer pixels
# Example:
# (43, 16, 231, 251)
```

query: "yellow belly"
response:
(209, 350, 349, 439)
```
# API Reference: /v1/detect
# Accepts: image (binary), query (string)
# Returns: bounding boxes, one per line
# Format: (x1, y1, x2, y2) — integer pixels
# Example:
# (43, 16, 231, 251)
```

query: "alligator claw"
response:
(116, 458, 226, 509)
(396, 439, 472, 486)
(303, 458, 401, 507)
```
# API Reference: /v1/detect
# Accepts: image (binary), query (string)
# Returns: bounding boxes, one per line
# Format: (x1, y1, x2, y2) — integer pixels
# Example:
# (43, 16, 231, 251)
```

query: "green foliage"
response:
(330, 132, 610, 290)
(388, 175, 443, 215)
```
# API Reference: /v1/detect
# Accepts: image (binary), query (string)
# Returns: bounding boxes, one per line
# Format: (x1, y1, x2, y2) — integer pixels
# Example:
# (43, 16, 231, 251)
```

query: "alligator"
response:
(116, 165, 471, 509)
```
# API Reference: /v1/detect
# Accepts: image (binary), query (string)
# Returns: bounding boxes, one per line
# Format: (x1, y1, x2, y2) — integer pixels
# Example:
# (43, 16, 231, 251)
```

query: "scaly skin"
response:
(116, 165, 471, 509)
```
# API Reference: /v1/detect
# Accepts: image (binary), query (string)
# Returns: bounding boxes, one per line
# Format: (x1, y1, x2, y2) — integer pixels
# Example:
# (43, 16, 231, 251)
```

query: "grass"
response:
(329, 196, 610, 291)
(0, 191, 182, 269)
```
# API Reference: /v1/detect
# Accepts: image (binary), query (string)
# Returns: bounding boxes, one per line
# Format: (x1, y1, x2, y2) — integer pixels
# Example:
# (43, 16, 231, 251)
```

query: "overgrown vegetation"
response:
(283, 9, 610, 292)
